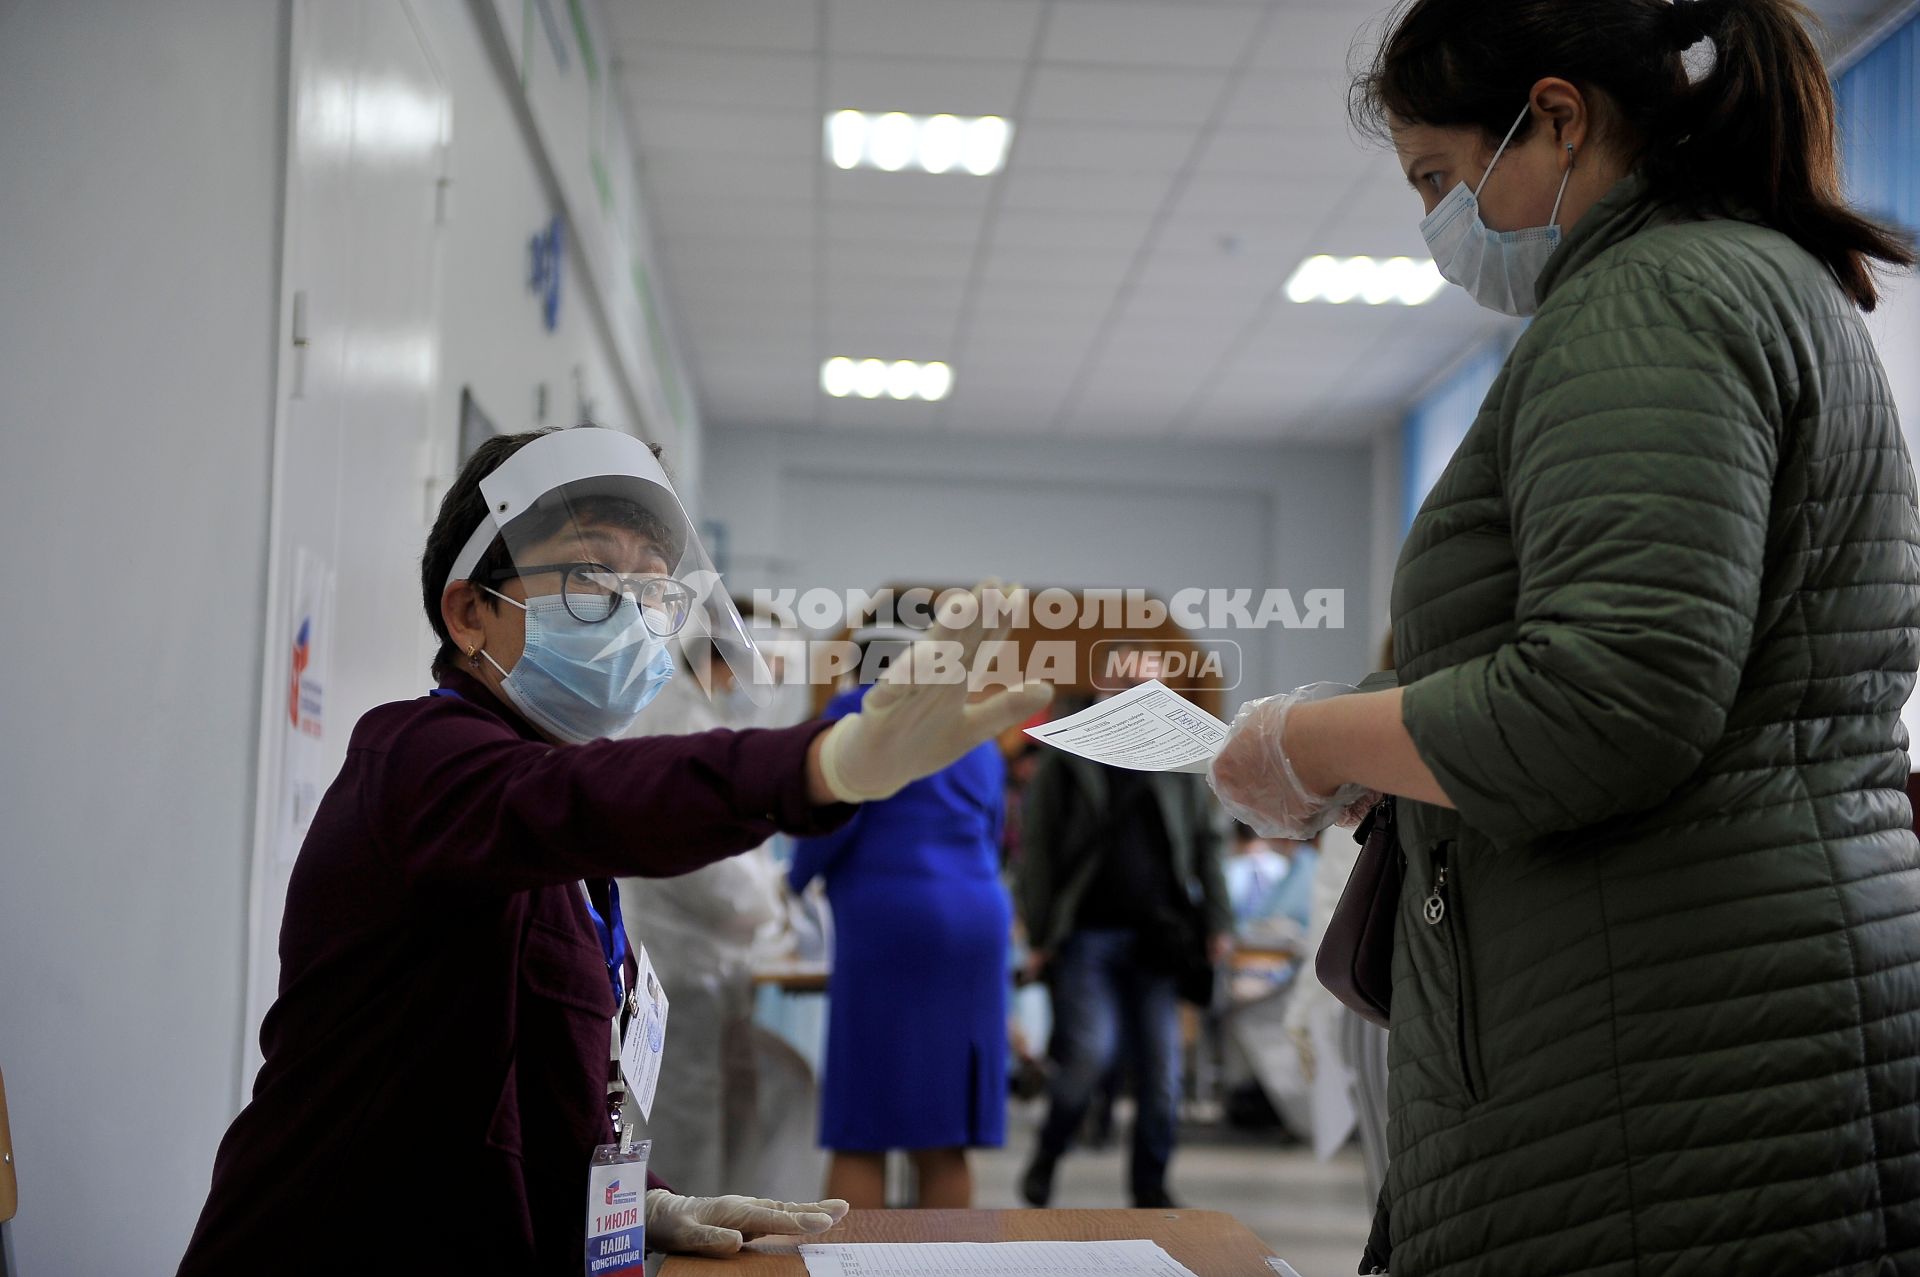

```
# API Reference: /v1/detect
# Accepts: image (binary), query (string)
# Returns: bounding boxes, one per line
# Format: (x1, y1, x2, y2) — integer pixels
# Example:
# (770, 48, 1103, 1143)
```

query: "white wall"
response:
(413, 0, 660, 492)
(701, 427, 1377, 709)
(0, 1, 285, 1267)
(1367, 423, 1405, 666)
(0, 1, 701, 1268)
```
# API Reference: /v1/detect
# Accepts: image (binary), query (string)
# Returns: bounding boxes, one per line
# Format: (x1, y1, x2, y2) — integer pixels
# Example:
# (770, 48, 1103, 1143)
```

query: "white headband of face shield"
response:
(443, 428, 686, 593)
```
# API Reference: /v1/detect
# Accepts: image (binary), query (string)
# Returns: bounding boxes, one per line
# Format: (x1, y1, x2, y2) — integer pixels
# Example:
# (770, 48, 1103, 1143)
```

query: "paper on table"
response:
(799, 1239, 1201, 1277)
(1023, 679, 1229, 774)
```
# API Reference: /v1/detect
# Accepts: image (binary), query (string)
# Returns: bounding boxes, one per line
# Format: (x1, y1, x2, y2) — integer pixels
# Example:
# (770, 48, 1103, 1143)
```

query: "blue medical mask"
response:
(481, 590, 676, 743)
(1419, 106, 1574, 317)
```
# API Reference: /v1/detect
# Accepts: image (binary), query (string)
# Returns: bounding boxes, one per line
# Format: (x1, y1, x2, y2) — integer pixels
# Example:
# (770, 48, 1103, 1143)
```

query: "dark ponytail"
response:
(1353, 0, 1915, 310)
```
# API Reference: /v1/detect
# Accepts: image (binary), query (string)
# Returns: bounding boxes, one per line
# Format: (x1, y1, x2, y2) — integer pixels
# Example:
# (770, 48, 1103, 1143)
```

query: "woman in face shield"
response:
(179, 427, 1051, 1276)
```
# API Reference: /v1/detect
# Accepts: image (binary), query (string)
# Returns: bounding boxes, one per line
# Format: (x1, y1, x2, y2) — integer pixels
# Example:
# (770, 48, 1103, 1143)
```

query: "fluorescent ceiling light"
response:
(1285, 255, 1446, 306)
(824, 111, 1012, 176)
(822, 358, 953, 402)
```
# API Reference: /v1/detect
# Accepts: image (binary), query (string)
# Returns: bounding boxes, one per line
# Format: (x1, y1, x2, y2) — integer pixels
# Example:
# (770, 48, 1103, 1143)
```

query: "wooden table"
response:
(749, 960, 830, 994)
(659, 1209, 1281, 1276)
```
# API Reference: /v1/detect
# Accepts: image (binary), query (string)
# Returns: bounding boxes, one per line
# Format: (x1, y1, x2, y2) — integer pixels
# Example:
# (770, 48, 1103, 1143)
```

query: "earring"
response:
(467, 645, 481, 669)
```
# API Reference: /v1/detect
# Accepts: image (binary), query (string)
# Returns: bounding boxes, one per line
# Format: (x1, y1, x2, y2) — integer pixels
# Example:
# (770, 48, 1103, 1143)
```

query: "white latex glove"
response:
(644, 1190, 850, 1257)
(815, 582, 1054, 803)
(1207, 682, 1374, 840)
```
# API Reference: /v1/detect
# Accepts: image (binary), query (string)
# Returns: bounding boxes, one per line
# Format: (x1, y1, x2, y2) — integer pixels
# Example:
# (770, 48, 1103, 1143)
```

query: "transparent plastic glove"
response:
(1207, 682, 1372, 840)
(643, 1190, 850, 1257)
(815, 582, 1055, 803)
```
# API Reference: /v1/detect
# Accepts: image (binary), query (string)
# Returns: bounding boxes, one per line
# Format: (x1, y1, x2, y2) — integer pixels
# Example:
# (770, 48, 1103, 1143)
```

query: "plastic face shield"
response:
(445, 428, 772, 704)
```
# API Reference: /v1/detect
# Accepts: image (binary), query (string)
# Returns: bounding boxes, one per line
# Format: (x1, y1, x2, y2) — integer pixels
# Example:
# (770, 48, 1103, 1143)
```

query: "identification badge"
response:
(619, 946, 669, 1119)
(586, 1133, 649, 1275)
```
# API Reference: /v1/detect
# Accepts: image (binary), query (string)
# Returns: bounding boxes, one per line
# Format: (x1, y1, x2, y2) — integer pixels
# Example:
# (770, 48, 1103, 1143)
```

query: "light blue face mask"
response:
(481, 590, 676, 743)
(1419, 105, 1574, 317)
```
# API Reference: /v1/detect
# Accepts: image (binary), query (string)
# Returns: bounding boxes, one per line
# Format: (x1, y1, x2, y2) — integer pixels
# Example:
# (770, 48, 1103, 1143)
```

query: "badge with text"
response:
(620, 946, 669, 1120)
(586, 1136, 649, 1275)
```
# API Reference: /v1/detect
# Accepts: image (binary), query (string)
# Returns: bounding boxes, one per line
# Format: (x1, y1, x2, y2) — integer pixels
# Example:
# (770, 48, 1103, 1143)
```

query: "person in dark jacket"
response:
(1017, 672, 1231, 1210)
(179, 427, 1049, 1275)
(1209, 2, 1920, 1273)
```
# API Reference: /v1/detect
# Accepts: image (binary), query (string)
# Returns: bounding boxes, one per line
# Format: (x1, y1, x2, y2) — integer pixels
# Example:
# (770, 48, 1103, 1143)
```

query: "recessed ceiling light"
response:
(1284, 255, 1446, 306)
(822, 358, 953, 402)
(823, 111, 1013, 176)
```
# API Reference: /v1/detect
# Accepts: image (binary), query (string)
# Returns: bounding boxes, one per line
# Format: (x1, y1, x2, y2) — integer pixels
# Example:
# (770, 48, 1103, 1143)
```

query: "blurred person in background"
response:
(617, 603, 802, 1198)
(1017, 648, 1230, 1210)
(1223, 821, 1315, 947)
(787, 627, 1013, 1209)
(1210, 0, 1920, 1269)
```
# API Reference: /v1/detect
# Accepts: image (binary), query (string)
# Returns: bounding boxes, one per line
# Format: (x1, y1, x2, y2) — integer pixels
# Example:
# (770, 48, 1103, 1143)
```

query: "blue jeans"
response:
(1034, 929, 1182, 1201)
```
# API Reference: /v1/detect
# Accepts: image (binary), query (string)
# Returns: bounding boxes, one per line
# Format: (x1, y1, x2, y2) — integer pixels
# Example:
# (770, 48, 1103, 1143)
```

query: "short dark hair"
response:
(420, 427, 670, 679)
(1351, 0, 1913, 309)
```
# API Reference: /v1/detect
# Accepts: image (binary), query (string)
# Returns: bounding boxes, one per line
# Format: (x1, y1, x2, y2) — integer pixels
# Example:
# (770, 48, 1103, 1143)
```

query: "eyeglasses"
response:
(487, 562, 694, 634)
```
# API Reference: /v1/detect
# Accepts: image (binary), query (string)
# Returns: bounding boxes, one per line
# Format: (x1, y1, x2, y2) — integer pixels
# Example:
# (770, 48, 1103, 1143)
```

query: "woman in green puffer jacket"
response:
(1208, 0, 1920, 1272)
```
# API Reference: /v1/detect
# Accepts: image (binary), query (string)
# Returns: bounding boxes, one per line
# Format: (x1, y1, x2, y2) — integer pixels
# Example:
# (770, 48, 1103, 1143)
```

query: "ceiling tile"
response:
(824, 168, 998, 212)
(959, 316, 1117, 356)
(604, 0, 821, 54)
(1129, 249, 1293, 297)
(825, 315, 960, 353)
(998, 169, 1176, 213)
(1249, 6, 1375, 70)
(1055, 404, 1182, 439)
(1218, 67, 1354, 131)
(1043, 2, 1268, 68)
(676, 277, 814, 319)
(651, 200, 813, 243)
(625, 103, 819, 160)
(826, 237, 976, 279)
(826, 55, 1026, 116)
(1106, 289, 1268, 336)
(652, 235, 815, 284)
(1191, 126, 1362, 178)
(1010, 122, 1201, 173)
(823, 398, 942, 430)
(988, 209, 1154, 253)
(942, 389, 1073, 434)
(960, 330, 1102, 368)
(618, 48, 817, 111)
(823, 203, 988, 247)
(1024, 65, 1225, 125)
(978, 245, 1137, 287)
(639, 153, 816, 204)
(829, 274, 970, 312)
(683, 311, 811, 347)
(610, 0, 1577, 442)
(826, 0, 1047, 60)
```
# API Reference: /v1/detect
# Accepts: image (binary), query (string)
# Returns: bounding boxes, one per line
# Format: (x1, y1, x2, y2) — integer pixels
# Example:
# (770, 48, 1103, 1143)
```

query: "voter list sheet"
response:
(1022, 679, 1230, 774)
(798, 1239, 1202, 1277)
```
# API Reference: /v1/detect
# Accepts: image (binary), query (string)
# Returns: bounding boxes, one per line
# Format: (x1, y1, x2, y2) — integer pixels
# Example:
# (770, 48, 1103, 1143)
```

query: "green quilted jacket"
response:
(1387, 174, 1920, 1275)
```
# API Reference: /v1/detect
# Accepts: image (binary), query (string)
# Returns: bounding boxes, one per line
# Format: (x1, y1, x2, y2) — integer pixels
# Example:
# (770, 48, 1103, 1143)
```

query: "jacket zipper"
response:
(1423, 843, 1480, 1101)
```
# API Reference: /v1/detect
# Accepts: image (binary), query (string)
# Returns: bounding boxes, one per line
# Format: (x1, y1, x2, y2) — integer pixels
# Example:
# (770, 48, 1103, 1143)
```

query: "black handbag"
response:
(1145, 898, 1217, 1008)
(1315, 797, 1401, 1028)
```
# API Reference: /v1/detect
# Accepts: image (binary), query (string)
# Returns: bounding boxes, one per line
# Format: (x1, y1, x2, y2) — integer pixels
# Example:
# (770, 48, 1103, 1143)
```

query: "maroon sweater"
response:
(180, 670, 853, 1274)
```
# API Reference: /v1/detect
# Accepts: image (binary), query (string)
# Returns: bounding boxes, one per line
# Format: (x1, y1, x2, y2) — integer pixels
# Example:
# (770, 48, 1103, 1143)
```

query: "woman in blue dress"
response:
(788, 677, 1010, 1209)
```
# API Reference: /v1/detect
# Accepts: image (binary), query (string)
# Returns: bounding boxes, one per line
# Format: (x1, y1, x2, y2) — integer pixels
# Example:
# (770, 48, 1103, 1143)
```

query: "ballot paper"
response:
(799, 1240, 1202, 1277)
(1023, 679, 1230, 774)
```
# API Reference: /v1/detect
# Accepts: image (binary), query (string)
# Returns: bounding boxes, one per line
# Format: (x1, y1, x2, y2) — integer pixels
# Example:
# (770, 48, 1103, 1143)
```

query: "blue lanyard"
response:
(581, 880, 629, 1007)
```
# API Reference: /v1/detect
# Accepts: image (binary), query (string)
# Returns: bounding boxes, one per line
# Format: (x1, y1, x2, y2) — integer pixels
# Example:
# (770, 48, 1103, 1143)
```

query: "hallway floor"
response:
(968, 1100, 1374, 1276)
